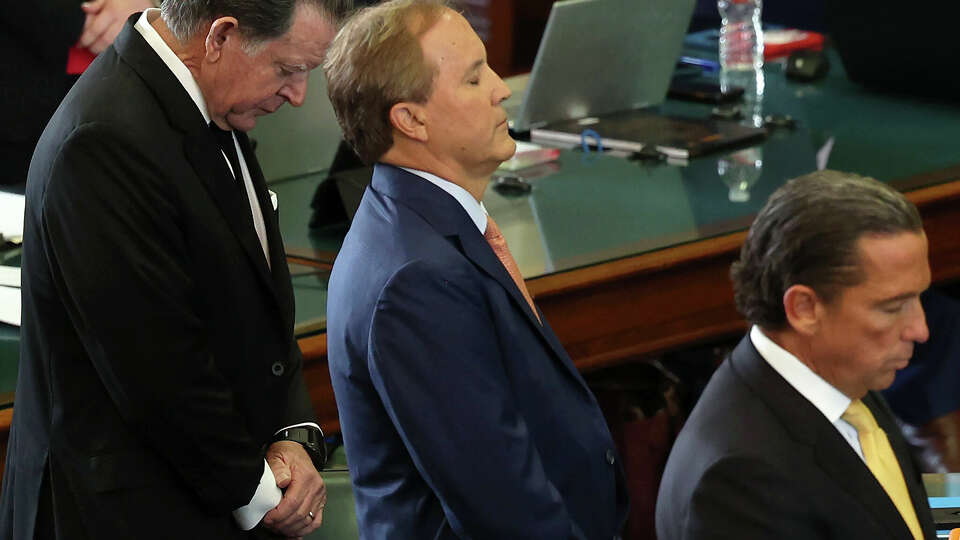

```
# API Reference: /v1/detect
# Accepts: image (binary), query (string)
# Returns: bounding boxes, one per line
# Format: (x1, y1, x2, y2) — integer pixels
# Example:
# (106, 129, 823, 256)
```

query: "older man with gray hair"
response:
(1, 0, 351, 538)
(656, 170, 937, 539)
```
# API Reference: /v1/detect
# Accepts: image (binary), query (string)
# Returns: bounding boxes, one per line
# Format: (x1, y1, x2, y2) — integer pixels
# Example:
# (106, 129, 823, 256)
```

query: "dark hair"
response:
(731, 170, 923, 329)
(323, 0, 448, 164)
(161, 0, 353, 44)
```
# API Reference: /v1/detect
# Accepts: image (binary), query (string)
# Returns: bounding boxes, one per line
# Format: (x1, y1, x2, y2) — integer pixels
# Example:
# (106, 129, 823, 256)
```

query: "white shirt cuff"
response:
(274, 422, 322, 435)
(232, 460, 282, 531)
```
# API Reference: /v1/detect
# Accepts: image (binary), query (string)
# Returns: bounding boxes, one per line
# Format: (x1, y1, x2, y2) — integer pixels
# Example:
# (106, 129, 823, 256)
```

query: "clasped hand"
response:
(263, 441, 328, 539)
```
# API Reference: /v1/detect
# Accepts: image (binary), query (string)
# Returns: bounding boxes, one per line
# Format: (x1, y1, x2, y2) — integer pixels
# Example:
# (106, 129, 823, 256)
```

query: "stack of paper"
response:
(0, 266, 20, 326)
(0, 192, 25, 241)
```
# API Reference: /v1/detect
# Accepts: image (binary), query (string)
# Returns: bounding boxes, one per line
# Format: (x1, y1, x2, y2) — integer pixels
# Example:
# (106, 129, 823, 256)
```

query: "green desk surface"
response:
(6, 47, 960, 405)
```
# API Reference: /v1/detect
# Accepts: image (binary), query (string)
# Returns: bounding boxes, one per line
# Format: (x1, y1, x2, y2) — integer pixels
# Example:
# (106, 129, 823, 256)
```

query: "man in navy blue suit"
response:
(323, 1, 628, 538)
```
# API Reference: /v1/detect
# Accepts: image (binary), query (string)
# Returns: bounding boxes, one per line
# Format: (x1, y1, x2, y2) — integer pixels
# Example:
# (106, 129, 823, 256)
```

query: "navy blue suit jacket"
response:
(327, 164, 628, 539)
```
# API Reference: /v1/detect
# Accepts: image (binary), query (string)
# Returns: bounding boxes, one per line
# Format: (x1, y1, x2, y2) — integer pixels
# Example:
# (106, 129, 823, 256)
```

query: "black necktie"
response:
(209, 121, 242, 181)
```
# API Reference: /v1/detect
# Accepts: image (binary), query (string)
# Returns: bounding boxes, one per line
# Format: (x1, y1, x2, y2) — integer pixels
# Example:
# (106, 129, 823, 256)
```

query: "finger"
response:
(78, 12, 115, 49)
(92, 19, 126, 53)
(270, 484, 309, 531)
(263, 478, 304, 528)
(287, 503, 324, 538)
(81, 0, 106, 14)
(266, 454, 291, 489)
(89, 36, 110, 54)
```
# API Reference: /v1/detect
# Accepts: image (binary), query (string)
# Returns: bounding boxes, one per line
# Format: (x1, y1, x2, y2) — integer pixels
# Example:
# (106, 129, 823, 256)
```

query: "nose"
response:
(904, 298, 930, 343)
(279, 75, 309, 107)
(491, 68, 511, 105)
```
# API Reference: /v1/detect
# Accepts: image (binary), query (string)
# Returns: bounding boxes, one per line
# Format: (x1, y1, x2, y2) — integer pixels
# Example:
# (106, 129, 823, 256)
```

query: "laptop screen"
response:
(508, 0, 696, 132)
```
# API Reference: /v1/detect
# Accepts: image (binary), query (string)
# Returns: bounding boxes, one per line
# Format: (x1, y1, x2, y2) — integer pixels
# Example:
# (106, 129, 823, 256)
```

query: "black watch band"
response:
(274, 426, 327, 470)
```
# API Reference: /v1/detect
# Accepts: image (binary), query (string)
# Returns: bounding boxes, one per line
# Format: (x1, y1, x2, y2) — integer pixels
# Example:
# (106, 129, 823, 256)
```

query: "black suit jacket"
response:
(656, 335, 936, 540)
(0, 1, 85, 184)
(0, 17, 313, 539)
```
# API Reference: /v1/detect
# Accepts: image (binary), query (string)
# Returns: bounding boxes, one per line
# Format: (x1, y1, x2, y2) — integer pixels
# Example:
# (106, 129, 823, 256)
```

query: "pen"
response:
(678, 56, 720, 73)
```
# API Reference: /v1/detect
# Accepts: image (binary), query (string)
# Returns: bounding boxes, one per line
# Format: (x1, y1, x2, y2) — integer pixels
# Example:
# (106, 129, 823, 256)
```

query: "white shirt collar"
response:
(400, 167, 488, 233)
(750, 325, 851, 424)
(135, 9, 211, 124)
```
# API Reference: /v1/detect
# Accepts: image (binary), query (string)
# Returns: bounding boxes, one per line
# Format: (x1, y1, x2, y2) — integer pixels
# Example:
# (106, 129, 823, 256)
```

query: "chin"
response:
(226, 114, 258, 133)
(498, 139, 518, 161)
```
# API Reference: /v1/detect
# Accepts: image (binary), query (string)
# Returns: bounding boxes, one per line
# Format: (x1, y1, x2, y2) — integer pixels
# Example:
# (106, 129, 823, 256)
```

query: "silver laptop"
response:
(504, 0, 696, 132)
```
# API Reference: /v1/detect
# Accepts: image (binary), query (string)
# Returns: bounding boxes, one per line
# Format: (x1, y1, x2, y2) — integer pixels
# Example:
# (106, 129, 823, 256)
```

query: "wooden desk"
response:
(296, 175, 960, 434)
(292, 50, 960, 433)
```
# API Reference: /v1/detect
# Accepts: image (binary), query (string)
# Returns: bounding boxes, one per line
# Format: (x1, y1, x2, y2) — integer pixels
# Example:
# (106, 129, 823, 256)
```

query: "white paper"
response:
(0, 192, 25, 239)
(0, 286, 20, 327)
(0, 267, 20, 288)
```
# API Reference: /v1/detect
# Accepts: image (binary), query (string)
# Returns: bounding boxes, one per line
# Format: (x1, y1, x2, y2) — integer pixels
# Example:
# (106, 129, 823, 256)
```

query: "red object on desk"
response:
(66, 46, 96, 75)
(764, 29, 825, 60)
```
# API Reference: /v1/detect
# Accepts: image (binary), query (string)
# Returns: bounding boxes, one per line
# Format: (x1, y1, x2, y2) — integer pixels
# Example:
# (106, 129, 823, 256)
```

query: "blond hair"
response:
(324, 0, 449, 163)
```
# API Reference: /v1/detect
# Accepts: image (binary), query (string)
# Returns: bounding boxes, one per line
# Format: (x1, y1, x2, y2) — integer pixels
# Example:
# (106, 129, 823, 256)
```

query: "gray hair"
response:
(731, 170, 923, 329)
(160, 0, 352, 47)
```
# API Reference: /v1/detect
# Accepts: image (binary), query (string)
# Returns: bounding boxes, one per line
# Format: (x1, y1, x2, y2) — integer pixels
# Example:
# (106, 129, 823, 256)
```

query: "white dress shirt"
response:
(401, 167, 488, 233)
(750, 325, 866, 461)
(135, 9, 270, 269)
(135, 10, 319, 529)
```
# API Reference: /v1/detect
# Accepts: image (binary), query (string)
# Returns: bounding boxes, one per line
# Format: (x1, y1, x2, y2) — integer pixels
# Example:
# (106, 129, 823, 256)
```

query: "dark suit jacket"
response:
(0, 17, 314, 539)
(0, 1, 85, 184)
(655, 335, 936, 539)
(326, 164, 629, 539)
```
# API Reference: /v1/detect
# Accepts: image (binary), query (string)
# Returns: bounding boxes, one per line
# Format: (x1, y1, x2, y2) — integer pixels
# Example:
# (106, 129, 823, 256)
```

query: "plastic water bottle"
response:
(718, 0, 763, 74)
(718, 0, 764, 126)
(718, 147, 763, 203)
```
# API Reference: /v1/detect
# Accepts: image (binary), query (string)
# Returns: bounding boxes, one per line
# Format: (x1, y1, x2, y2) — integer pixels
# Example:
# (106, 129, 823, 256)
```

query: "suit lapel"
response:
(113, 17, 283, 321)
(811, 426, 915, 539)
(372, 165, 587, 388)
(182, 131, 279, 311)
(730, 338, 917, 539)
(865, 392, 937, 539)
(237, 132, 294, 331)
(457, 230, 590, 390)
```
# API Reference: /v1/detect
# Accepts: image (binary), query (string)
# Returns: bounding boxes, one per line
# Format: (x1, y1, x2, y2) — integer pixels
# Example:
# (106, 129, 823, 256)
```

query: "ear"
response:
(389, 102, 428, 143)
(204, 17, 240, 63)
(783, 284, 822, 336)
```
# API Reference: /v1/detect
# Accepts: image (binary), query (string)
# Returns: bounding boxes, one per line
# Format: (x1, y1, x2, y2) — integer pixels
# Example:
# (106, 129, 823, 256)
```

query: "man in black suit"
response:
(0, 1, 350, 538)
(656, 170, 937, 539)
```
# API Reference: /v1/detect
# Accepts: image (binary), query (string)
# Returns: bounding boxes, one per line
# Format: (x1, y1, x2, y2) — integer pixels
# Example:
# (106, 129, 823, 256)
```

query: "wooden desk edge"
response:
(4, 175, 960, 468)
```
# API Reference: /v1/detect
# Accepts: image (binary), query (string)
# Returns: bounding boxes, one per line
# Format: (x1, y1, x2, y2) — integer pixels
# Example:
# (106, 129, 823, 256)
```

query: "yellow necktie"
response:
(842, 399, 923, 540)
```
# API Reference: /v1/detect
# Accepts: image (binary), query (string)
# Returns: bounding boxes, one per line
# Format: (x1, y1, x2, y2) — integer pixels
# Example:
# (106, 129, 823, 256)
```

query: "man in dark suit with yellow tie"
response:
(656, 170, 937, 539)
(1, 1, 351, 537)
(323, 1, 628, 538)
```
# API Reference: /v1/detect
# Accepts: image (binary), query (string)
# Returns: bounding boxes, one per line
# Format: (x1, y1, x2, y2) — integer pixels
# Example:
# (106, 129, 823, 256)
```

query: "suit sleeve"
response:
(368, 259, 586, 540)
(40, 123, 266, 513)
(679, 456, 815, 540)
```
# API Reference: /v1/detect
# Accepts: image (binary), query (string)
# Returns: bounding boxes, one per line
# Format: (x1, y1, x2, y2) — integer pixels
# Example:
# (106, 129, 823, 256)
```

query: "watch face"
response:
(277, 427, 326, 468)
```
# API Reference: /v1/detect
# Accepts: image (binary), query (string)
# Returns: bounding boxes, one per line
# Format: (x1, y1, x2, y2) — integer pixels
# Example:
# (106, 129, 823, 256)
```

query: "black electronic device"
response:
(785, 49, 830, 82)
(493, 175, 532, 196)
(828, 0, 960, 98)
(668, 79, 744, 104)
(273, 426, 327, 470)
(310, 141, 374, 228)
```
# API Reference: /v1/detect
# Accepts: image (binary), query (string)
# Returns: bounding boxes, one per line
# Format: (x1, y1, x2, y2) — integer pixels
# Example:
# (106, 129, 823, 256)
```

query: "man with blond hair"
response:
(324, 1, 628, 538)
